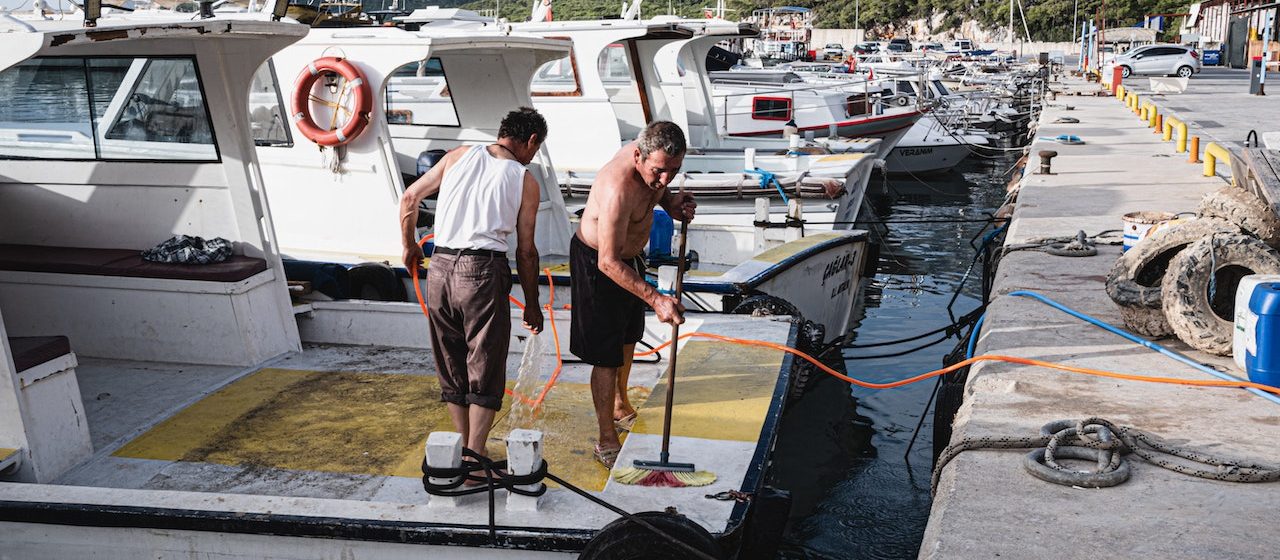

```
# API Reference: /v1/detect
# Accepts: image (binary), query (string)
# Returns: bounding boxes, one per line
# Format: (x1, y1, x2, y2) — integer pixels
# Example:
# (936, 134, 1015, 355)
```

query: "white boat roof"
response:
(0, 17, 306, 72)
(515, 18, 693, 39)
(294, 24, 571, 52)
(647, 16, 759, 38)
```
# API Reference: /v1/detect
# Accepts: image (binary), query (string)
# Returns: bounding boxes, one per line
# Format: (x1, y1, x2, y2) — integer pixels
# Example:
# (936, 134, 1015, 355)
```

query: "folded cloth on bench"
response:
(8, 336, 71, 372)
(0, 244, 267, 283)
(142, 235, 232, 265)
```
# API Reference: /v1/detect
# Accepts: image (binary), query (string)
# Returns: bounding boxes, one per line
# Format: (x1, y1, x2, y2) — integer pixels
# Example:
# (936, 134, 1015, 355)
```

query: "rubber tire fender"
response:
(731, 294, 801, 319)
(578, 511, 725, 560)
(347, 262, 407, 302)
(1160, 233, 1280, 355)
(1197, 186, 1280, 247)
(1104, 218, 1239, 337)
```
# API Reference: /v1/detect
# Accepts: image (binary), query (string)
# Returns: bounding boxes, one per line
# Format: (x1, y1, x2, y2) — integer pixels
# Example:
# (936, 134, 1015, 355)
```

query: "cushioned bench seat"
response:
(8, 336, 71, 372)
(0, 244, 266, 283)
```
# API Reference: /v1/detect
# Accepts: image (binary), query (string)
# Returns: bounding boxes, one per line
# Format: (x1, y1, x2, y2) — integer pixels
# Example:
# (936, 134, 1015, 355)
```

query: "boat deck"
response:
(6, 313, 795, 544)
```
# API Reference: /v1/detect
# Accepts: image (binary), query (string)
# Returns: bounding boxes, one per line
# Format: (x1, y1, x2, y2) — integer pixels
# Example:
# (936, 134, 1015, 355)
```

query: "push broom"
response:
(612, 203, 717, 488)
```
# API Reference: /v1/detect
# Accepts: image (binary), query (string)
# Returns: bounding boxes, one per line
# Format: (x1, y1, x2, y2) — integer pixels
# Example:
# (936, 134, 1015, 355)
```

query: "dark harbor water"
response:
(771, 152, 1019, 560)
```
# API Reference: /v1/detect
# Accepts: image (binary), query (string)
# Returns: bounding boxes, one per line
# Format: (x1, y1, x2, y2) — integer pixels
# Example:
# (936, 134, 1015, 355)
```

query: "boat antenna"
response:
(83, 0, 99, 26)
(270, 0, 288, 20)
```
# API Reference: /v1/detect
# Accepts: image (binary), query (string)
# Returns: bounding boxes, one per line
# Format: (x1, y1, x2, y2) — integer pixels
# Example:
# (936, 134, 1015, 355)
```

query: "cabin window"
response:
(92, 58, 217, 160)
(385, 57, 460, 127)
(0, 58, 96, 159)
(249, 60, 292, 147)
(531, 50, 581, 96)
(0, 56, 218, 162)
(845, 94, 869, 117)
(751, 96, 792, 121)
(598, 44, 633, 83)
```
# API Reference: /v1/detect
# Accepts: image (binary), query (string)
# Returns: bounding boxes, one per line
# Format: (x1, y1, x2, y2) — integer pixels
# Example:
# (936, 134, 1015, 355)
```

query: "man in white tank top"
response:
(398, 108, 546, 460)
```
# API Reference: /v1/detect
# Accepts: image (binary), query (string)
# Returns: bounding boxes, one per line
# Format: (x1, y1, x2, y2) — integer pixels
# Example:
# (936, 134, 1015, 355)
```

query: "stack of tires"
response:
(1105, 187, 1280, 355)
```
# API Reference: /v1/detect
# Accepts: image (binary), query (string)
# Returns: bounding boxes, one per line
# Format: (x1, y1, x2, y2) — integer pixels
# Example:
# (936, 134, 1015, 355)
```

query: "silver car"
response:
(1115, 44, 1201, 78)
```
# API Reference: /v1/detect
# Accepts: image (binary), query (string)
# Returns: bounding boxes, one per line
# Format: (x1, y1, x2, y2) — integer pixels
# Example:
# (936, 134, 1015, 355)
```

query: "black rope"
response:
(802, 217, 1001, 225)
(845, 334, 953, 360)
(420, 451, 720, 560)
(845, 307, 985, 349)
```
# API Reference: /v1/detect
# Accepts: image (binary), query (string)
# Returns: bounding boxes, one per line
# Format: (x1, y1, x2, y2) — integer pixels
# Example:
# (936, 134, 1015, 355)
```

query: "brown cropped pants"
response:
(426, 252, 511, 411)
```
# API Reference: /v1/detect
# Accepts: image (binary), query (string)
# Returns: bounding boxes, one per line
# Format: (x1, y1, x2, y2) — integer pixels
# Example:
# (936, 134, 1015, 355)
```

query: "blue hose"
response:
(966, 313, 985, 359)
(1005, 290, 1280, 406)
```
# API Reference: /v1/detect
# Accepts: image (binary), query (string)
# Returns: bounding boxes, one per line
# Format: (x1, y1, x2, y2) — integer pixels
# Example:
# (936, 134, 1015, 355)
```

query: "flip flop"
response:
(594, 444, 620, 469)
(613, 412, 638, 433)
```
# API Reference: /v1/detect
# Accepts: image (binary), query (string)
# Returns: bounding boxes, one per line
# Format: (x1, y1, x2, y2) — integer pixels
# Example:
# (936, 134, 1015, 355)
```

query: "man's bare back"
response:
(578, 142, 670, 258)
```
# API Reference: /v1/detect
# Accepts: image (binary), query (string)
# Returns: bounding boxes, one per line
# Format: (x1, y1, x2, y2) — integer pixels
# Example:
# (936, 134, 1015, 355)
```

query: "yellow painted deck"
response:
(111, 336, 784, 495)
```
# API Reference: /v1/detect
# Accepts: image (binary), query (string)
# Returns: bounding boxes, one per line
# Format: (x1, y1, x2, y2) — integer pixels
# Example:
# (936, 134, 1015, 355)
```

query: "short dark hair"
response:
(637, 121, 686, 159)
(498, 107, 548, 143)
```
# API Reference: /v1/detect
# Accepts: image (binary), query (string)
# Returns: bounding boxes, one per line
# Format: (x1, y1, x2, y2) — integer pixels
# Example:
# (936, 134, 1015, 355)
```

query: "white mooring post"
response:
(785, 198, 804, 242)
(754, 197, 770, 251)
(425, 432, 463, 508)
(505, 429, 544, 512)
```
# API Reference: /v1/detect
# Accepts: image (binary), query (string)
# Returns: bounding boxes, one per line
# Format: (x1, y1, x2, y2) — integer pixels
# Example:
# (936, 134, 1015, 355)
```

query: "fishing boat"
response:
(0, 8, 840, 558)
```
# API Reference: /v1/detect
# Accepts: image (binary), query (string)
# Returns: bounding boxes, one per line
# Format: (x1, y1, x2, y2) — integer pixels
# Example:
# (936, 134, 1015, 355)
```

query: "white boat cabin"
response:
(0, 17, 305, 480)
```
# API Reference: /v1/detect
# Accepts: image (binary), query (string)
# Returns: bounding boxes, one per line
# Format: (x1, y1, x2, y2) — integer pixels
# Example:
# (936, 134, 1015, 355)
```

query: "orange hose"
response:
(635, 332, 1280, 396)
(412, 243, 1279, 406)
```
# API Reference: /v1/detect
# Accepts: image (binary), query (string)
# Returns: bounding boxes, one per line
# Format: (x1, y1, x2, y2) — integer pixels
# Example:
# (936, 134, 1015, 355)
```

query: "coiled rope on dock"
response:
(931, 417, 1280, 494)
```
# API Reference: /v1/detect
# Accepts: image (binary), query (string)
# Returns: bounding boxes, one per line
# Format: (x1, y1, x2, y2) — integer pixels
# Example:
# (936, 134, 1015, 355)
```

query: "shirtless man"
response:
(570, 121, 696, 468)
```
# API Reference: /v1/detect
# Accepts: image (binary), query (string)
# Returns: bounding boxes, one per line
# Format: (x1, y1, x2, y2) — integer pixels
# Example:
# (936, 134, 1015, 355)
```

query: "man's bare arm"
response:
(514, 171, 543, 333)
(658, 187, 697, 222)
(398, 148, 461, 270)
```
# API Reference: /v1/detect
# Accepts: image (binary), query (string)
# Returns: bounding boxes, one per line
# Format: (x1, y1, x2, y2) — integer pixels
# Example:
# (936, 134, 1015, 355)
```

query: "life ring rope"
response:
(292, 56, 373, 147)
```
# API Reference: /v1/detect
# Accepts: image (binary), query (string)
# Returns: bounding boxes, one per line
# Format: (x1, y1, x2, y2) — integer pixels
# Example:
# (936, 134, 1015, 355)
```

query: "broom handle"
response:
(659, 212, 689, 461)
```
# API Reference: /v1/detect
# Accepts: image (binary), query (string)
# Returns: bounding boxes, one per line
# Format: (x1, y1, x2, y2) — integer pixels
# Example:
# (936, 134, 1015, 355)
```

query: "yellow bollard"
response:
(1147, 104, 1158, 128)
(1189, 136, 1200, 163)
(1164, 117, 1188, 152)
(1116, 85, 1126, 99)
(1203, 142, 1229, 177)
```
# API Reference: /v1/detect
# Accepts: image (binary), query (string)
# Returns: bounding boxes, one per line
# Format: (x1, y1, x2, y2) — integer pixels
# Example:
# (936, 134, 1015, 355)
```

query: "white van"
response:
(945, 39, 974, 53)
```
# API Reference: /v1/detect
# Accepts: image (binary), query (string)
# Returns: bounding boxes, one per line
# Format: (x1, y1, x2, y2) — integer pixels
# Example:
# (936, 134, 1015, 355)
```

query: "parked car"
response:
(887, 38, 912, 52)
(945, 39, 974, 53)
(918, 41, 944, 52)
(852, 41, 881, 54)
(822, 43, 845, 60)
(1114, 44, 1201, 78)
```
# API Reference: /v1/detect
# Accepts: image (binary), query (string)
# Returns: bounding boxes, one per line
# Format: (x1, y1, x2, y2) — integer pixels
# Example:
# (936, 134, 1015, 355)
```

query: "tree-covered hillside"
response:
(389, 0, 1188, 42)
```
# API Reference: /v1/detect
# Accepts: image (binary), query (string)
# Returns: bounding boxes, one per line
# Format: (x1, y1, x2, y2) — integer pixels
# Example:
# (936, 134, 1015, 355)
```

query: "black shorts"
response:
(569, 234, 646, 367)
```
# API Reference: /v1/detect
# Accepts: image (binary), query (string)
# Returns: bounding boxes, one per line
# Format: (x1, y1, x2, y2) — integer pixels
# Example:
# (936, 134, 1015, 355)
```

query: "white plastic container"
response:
(1121, 211, 1176, 252)
(1234, 274, 1280, 370)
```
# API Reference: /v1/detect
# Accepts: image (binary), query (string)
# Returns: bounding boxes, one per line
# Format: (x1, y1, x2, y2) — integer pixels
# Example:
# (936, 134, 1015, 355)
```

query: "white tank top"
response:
(433, 145, 528, 252)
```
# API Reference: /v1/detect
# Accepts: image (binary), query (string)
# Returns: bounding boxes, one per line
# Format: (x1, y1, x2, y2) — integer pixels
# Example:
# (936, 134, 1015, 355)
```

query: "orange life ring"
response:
(291, 57, 373, 147)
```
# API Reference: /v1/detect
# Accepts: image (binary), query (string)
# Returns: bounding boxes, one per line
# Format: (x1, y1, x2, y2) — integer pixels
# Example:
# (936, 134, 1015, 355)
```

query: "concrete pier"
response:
(922, 76, 1280, 558)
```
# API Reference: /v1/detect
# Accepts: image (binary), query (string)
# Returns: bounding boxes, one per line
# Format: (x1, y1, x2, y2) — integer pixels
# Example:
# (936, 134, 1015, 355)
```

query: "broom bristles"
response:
(612, 466, 717, 487)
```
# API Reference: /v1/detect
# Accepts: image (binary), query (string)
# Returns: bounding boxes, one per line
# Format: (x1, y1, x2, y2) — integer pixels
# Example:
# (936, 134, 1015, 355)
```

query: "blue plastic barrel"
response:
(1246, 282, 1280, 388)
(649, 209, 674, 258)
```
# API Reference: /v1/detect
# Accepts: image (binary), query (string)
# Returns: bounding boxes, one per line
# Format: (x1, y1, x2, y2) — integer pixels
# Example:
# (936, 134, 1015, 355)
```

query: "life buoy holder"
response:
(291, 57, 373, 147)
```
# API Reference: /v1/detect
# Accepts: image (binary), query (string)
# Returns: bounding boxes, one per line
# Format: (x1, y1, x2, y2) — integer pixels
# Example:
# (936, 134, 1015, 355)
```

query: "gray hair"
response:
(636, 121, 687, 159)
